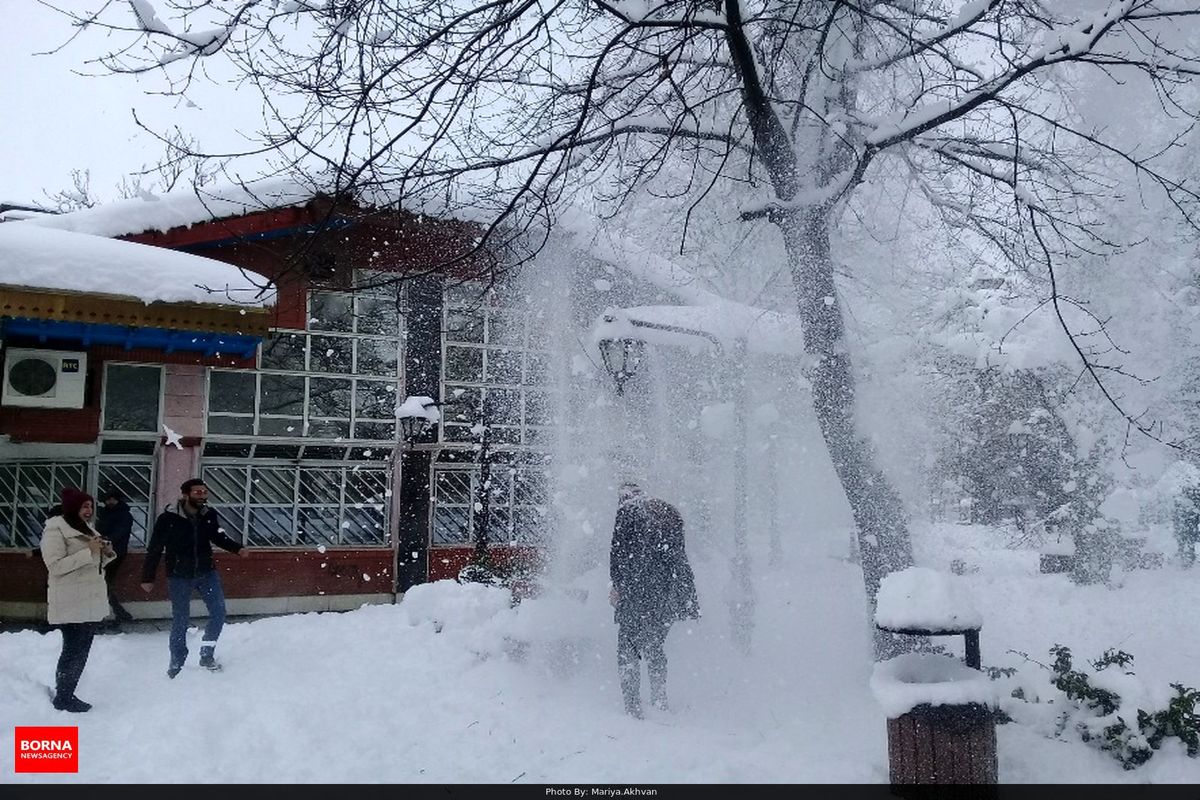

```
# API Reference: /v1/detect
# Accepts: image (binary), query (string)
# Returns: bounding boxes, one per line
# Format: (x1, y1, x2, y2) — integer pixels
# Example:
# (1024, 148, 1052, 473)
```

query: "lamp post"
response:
(596, 314, 755, 652)
(597, 337, 646, 397)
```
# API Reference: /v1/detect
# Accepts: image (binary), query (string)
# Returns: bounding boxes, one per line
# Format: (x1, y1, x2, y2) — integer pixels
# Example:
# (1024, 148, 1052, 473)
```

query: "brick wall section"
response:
(0, 549, 393, 606)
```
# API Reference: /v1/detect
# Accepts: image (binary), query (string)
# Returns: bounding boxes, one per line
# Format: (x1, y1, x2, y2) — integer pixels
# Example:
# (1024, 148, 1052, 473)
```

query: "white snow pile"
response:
(870, 652, 997, 718)
(0, 223, 274, 307)
(399, 579, 514, 631)
(395, 395, 442, 424)
(20, 177, 318, 239)
(874, 566, 983, 632)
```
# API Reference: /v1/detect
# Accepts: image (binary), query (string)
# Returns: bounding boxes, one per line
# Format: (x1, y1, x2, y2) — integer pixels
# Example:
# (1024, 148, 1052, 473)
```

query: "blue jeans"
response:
(167, 570, 227, 666)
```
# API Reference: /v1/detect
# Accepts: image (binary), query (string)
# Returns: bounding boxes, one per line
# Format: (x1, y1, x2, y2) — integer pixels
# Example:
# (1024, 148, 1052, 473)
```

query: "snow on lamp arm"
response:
(597, 311, 725, 396)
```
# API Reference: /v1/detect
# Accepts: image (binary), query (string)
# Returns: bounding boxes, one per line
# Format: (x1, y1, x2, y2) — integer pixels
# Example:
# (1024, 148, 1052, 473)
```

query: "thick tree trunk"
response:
(781, 207, 917, 660)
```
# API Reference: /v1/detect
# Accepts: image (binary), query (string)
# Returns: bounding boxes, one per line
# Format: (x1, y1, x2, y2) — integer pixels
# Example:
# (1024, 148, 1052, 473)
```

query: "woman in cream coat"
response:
(41, 487, 115, 712)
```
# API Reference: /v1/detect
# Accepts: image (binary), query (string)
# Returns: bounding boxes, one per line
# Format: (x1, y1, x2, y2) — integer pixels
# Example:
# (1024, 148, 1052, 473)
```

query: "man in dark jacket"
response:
(141, 478, 249, 677)
(609, 482, 700, 718)
(96, 488, 134, 624)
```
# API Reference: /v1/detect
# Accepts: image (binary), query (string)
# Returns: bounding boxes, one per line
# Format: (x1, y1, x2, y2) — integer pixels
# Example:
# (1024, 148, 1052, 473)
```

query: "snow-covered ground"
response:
(3, 521, 1198, 784)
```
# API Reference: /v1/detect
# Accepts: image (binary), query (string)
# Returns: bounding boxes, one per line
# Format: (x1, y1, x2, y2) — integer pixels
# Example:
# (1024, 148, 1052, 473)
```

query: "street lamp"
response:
(598, 336, 646, 396)
(597, 313, 724, 396)
(396, 395, 442, 443)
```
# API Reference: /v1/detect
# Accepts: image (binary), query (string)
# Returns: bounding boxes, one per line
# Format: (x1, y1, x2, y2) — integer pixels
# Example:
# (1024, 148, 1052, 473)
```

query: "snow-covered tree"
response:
(61, 0, 1200, 657)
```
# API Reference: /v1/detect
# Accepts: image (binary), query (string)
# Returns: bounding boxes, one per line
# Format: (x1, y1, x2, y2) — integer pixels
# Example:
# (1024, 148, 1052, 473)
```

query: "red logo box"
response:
(14, 726, 79, 773)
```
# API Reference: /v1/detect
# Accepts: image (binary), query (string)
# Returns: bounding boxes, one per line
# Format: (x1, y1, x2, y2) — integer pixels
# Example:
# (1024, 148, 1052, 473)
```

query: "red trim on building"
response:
(122, 206, 325, 249)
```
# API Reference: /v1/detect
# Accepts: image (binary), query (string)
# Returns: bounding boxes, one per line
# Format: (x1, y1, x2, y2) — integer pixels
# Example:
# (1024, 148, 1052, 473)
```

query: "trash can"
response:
(870, 652, 998, 784)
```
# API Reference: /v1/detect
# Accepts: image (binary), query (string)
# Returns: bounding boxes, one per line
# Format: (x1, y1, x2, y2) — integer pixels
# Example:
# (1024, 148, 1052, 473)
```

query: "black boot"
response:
(112, 602, 134, 623)
(51, 694, 91, 713)
(199, 646, 222, 672)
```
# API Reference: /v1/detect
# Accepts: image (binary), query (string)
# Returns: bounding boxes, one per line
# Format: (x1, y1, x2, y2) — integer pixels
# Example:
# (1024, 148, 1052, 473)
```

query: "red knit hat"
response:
(60, 487, 94, 517)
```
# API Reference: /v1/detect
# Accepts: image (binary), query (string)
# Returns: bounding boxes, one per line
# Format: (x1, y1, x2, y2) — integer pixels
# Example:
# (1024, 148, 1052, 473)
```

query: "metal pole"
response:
(473, 403, 492, 566)
(730, 338, 754, 652)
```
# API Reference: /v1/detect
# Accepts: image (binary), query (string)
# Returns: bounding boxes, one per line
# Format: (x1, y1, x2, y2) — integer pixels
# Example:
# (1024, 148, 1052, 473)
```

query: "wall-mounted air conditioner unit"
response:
(1, 348, 88, 409)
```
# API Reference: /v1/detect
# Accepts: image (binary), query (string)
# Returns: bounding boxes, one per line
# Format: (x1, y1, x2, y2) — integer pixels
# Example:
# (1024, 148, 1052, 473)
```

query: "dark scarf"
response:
(62, 513, 93, 536)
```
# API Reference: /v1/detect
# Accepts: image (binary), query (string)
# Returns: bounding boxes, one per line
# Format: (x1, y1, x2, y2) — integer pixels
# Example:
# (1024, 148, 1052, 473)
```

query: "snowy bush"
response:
(996, 645, 1200, 769)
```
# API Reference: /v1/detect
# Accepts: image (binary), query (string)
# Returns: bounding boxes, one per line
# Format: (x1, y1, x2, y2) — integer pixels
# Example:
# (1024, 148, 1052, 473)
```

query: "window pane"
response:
(525, 391, 552, 426)
(355, 380, 396, 419)
(298, 468, 341, 503)
(249, 467, 295, 503)
(526, 352, 550, 385)
(489, 311, 525, 346)
(512, 506, 547, 543)
(353, 421, 396, 441)
(103, 365, 161, 432)
(484, 388, 522, 426)
(482, 469, 510, 506)
(514, 470, 548, 506)
(435, 470, 474, 504)
(488, 426, 522, 445)
(446, 310, 484, 343)
(214, 506, 246, 541)
(260, 374, 305, 416)
(356, 339, 399, 377)
(259, 417, 303, 437)
(486, 507, 511, 542)
(525, 426, 554, 447)
(297, 507, 339, 546)
(442, 424, 476, 443)
(260, 332, 306, 371)
(432, 505, 470, 545)
(209, 371, 255, 414)
(310, 335, 354, 375)
(356, 296, 400, 335)
(445, 346, 484, 383)
(309, 377, 351, 418)
(486, 349, 522, 384)
(445, 281, 488, 309)
(309, 292, 353, 332)
(203, 466, 247, 504)
(308, 419, 351, 439)
(443, 387, 480, 423)
(346, 469, 388, 506)
(0, 465, 15, 503)
(342, 506, 387, 545)
(249, 507, 294, 545)
(207, 416, 255, 436)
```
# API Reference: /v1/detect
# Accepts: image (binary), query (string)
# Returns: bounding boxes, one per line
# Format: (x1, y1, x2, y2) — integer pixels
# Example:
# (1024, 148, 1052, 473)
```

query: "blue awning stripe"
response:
(0, 317, 261, 359)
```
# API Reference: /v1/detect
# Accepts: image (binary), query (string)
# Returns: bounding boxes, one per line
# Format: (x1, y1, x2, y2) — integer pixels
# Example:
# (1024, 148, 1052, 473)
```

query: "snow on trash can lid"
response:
(870, 653, 997, 718)
(874, 566, 982, 632)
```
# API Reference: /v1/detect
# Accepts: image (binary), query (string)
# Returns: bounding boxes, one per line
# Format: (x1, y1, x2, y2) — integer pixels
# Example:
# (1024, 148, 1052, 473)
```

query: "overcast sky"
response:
(1, 2, 265, 207)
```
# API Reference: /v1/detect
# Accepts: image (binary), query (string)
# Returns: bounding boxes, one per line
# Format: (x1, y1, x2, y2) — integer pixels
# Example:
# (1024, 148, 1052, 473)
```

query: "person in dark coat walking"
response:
(96, 488, 135, 624)
(141, 478, 249, 677)
(609, 482, 700, 718)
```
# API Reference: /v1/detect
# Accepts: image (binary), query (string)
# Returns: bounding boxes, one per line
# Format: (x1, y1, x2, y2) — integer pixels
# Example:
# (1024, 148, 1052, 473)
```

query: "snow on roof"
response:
(874, 566, 983, 632)
(869, 653, 996, 718)
(19, 177, 319, 239)
(0, 223, 274, 307)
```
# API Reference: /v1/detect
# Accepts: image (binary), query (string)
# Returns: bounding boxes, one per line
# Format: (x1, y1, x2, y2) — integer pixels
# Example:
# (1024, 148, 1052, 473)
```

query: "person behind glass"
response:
(609, 481, 700, 719)
(41, 487, 116, 712)
(141, 478, 250, 678)
(96, 488, 135, 625)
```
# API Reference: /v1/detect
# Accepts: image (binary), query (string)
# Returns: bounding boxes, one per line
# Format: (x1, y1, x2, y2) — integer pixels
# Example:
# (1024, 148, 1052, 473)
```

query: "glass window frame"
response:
(205, 287, 404, 444)
(100, 362, 165, 437)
